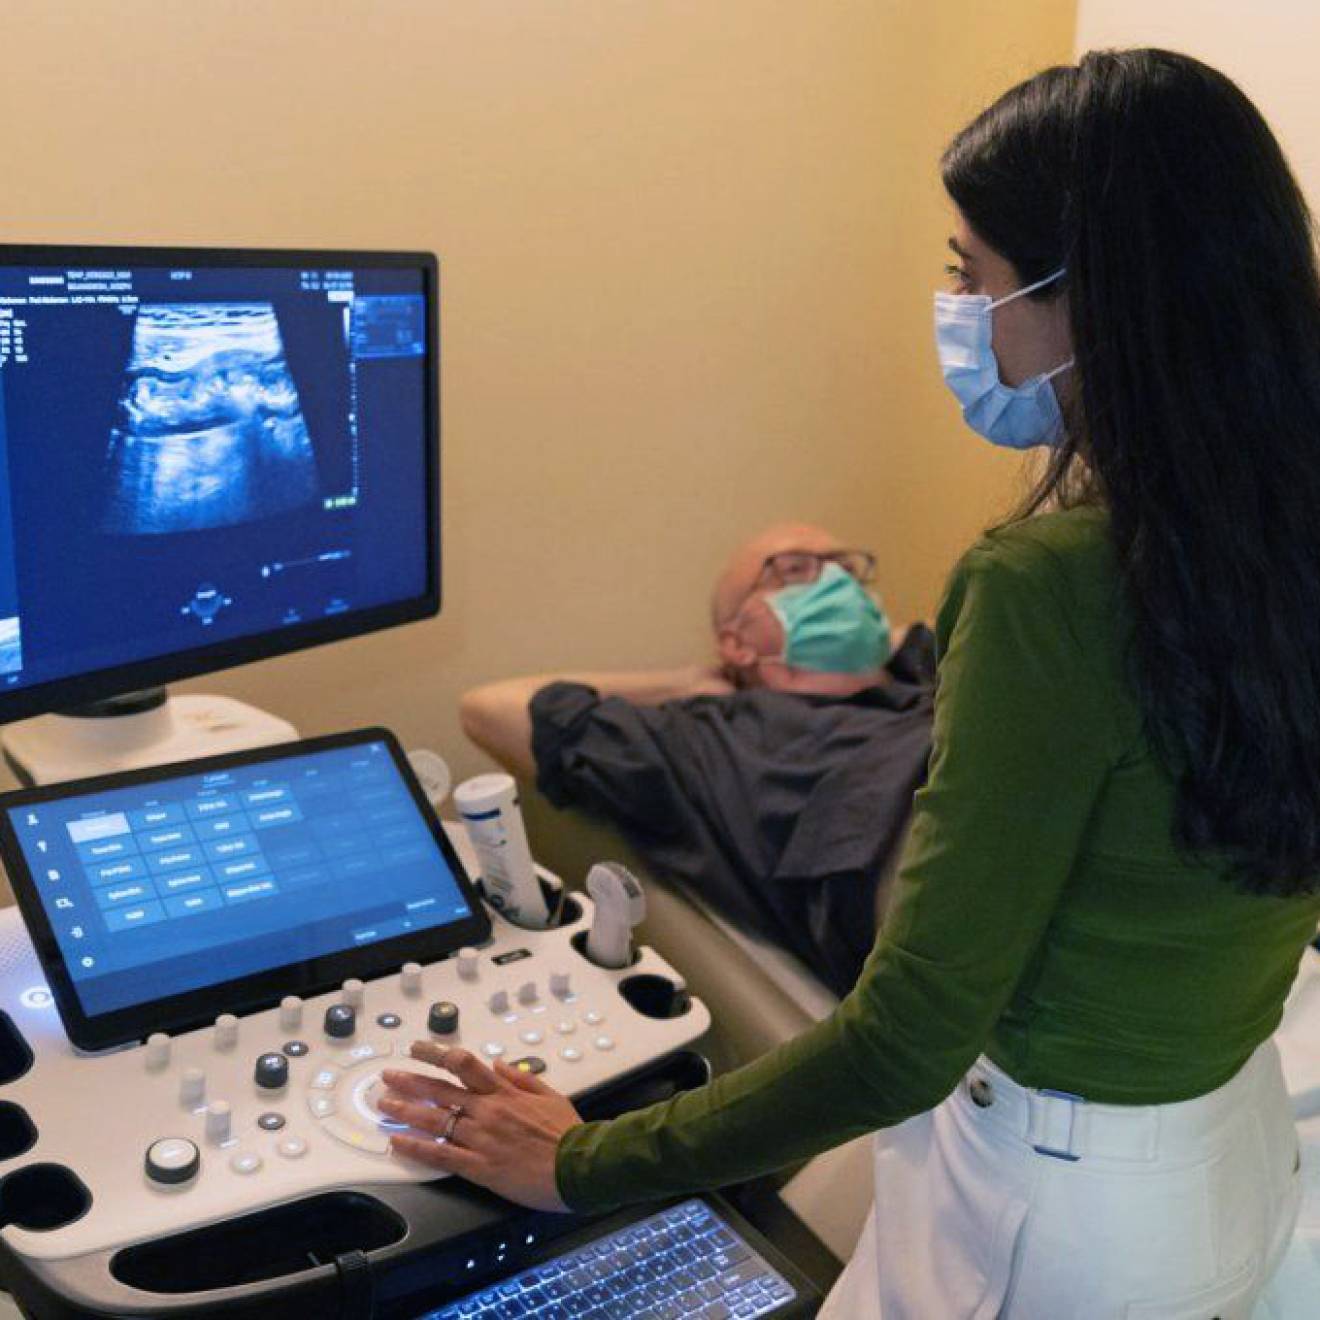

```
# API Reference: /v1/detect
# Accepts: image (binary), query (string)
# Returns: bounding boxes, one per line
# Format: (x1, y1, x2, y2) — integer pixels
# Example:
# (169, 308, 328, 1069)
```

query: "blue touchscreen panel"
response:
(6, 740, 470, 1017)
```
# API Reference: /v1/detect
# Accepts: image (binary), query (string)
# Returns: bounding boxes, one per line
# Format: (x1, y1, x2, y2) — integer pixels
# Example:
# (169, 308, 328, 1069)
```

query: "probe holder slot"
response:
(477, 874, 580, 931)
(0, 1162, 90, 1231)
(0, 1103, 36, 1162)
(0, 1011, 33, 1086)
(619, 973, 692, 1021)
(570, 929, 641, 969)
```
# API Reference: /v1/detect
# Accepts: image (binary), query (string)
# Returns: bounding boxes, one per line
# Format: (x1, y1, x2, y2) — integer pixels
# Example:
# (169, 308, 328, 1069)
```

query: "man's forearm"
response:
(459, 666, 731, 779)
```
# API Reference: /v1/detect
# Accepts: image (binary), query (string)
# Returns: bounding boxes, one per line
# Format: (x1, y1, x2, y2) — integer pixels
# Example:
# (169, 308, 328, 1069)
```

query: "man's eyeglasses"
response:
(753, 549, 877, 592)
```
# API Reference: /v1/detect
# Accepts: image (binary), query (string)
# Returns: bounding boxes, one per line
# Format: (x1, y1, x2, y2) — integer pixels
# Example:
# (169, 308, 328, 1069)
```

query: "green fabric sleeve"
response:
(555, 536, 1120, 1214)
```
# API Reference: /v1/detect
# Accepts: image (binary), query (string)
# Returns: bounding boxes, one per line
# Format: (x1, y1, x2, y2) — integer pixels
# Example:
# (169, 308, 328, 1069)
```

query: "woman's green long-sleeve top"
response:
(555, 507, 1320, 1214)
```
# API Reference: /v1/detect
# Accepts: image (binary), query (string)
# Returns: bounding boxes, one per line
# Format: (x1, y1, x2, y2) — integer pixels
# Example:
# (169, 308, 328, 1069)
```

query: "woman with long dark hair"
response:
(381, 50, 1320, 1315)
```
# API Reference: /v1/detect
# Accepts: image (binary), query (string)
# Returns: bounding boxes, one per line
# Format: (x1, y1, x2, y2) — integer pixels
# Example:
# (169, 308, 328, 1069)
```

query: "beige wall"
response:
(1076, 0, 1320, 212)
(0, 1, 1074, 786)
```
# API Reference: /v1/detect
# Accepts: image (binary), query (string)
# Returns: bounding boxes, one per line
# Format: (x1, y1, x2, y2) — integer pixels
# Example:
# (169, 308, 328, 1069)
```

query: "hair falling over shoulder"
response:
(942, 48, 1320, 893)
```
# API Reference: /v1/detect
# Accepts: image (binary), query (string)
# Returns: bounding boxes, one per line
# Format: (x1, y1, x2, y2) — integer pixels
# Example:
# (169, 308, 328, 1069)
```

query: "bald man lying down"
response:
(460, 523, 935, 996)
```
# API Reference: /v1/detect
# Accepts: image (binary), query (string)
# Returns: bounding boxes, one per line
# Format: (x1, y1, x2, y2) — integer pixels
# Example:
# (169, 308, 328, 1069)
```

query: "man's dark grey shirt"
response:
(530, 628, 935, 995)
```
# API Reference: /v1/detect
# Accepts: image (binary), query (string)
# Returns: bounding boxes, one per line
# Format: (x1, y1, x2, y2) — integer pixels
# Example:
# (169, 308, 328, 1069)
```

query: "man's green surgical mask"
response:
(764, 563, 892, 675)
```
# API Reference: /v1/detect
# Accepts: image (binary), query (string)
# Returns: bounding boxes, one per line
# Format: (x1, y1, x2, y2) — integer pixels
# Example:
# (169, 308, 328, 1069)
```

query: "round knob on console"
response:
(145, 1137, 199, 1186)
(279, 995, 303, 1031)
(254, 1052, 289, 1090)
(517, 980, 538, 1006)
(457, 947, 480, 981)
(179, 1067, 206, 1108)
(145, 1032, 171, 1070)
(205, 1100, 232, 1144)
(323, 1003, 356, 1039)
(487, 989, 509, 1016)
(428, 1000, 460, 1035)
(213, 1013, 239, 1050)
(342, 978, 364, 1008)
(549, 970, 572, 999)
(400, 962, 423, 995)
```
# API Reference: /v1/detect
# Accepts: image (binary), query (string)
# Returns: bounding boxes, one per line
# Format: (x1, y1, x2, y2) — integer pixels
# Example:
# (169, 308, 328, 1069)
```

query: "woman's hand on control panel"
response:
(380, 1041, 580, 1213)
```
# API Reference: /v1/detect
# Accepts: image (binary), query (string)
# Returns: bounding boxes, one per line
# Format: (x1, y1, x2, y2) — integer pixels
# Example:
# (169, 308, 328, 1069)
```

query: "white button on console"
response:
(342, 1040, 390, 1067)
(342, 978, 365, 1008)
(179, 1067, 206, 1108)
(457, 947, 479, 981)
(520, 1029, 544, 1045)
(482, 1042, 506, 1058)
(401, 962, 423, 995)
(582, 1010, 605, 1026)
(205, 1100, 232, 1144)
(555, 1019, 576, 1035)
(213, 1014, 239, 1050)
(279, 996, 303, 1031)
(559, 1046, 583, 1063)
(277, 1136, 309, 1159)
(145, 1032, 170, 1070)
(488, 990, 509, 1015)
(145, 1137, 200, 1185)
(323, 1117, 389, 1154)
(307, 1094, 337, 1119)
(594, 1035, 616, 1052)
(229, 1150, 263, 1175)
(310, 1068, 339, 1091)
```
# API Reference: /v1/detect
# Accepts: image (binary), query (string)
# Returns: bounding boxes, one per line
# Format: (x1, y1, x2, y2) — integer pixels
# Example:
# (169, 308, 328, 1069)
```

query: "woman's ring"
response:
(439, 1103, 465, 1144)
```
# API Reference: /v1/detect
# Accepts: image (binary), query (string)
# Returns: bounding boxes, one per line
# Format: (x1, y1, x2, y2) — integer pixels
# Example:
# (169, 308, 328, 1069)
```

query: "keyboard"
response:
(418, 1197, 801, 1319)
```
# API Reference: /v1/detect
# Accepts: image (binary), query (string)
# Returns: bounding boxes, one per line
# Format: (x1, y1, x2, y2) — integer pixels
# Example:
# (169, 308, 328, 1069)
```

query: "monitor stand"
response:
(1, 688, 298, 786)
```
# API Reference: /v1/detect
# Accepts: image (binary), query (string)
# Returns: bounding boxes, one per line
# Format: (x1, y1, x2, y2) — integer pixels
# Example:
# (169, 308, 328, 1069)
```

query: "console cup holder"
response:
(0, 1012, 33, 1086)
(619, 973, 692, 1020)
(0, 1163, 90, 1231)
(0, 1103, 36, 1162)
(570, 929, 641, 969)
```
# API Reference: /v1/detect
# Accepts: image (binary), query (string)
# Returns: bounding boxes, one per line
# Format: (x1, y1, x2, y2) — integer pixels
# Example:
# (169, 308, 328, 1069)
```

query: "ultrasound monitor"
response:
(0, 246, 439, 725)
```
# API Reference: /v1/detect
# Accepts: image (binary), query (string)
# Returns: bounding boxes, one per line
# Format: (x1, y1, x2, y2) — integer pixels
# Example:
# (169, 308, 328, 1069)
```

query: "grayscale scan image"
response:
(103, 303, 319, 534)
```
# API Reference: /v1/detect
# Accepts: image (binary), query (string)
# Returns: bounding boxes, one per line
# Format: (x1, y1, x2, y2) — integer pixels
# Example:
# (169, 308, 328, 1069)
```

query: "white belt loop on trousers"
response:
(1028, 1088, 1086, 1162)
(963, 1062, 1163, 1163)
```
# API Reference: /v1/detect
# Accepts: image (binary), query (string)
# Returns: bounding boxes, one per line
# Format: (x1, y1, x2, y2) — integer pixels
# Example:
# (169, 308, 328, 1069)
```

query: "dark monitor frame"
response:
(0, 727, 490, 1051)
(0, 244, 441, 725)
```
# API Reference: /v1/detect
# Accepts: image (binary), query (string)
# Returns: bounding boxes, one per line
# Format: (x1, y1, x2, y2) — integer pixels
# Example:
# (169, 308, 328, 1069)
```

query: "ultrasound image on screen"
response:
(0, 259, 432, 700)
(103, 304, 320, 535)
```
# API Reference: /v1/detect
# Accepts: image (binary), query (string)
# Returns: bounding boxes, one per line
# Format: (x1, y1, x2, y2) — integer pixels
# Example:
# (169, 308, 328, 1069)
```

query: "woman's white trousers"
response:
(821, 1042, 1300, 1318)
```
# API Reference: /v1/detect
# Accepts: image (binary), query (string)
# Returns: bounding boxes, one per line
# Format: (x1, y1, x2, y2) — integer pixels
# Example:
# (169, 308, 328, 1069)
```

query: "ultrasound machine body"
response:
(0, 246, 820, 1318)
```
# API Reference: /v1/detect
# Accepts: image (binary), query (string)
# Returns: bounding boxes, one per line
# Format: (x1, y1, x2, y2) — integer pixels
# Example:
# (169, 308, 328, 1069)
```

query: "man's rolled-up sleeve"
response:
(529, 682, 687, 837)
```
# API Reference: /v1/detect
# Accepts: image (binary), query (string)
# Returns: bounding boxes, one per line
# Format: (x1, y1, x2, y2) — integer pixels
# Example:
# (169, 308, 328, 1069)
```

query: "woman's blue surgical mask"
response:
(934, 267, 1073, 449)
(764, 563, 892, 675)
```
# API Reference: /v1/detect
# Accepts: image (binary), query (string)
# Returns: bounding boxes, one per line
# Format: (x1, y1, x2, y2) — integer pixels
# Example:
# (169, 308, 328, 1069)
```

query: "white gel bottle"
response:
(453, 772, 552, 928)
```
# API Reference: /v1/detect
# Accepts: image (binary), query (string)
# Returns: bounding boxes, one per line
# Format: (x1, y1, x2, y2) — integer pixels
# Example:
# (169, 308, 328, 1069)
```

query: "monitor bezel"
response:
(0, 726, 491, 1051)
(0, 244, 440, 725)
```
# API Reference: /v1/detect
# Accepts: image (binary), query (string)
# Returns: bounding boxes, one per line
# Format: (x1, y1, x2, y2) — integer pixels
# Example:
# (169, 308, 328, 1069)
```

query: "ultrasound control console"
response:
(0, 729, 711, 1314)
